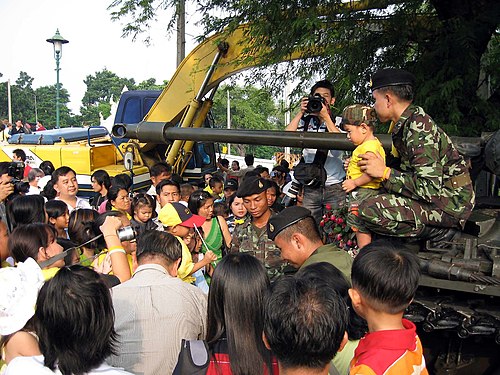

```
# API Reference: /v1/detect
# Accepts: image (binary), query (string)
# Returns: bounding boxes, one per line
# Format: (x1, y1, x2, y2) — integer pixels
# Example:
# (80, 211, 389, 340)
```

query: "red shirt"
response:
(350, 319, 428, 375)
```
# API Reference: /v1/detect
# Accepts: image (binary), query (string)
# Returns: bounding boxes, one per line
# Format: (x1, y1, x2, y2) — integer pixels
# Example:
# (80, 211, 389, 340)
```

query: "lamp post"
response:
(46, 29, 69, 129)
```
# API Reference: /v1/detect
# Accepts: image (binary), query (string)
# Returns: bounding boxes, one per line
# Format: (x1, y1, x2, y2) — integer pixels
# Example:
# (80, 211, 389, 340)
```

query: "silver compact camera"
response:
(117, 226, 136, 242)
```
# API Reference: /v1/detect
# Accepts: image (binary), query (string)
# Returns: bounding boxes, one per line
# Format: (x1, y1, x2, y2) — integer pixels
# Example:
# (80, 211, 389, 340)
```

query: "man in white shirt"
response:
(108, 230, 207, 375)
(52, 166, 91, 213)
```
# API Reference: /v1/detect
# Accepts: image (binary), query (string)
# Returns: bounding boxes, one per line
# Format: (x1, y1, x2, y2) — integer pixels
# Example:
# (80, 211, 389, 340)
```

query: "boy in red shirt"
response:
(349, 241, 428, 375)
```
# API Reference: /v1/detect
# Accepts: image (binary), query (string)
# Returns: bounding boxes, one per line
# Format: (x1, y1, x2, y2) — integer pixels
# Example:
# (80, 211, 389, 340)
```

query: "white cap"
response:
(0, 258, 44, 335)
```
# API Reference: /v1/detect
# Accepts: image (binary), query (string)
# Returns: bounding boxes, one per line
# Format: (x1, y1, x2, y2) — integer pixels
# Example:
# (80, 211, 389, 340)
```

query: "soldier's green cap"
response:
(341, 104, 377, 127)
(267, 206, 312, 241)
(370, 68, 416, 91)
(236, 176, 268, 198)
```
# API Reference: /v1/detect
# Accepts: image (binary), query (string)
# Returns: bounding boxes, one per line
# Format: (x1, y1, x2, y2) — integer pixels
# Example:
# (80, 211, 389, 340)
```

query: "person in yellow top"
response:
(341, 104, 386, 249)
(158, 202, 217, 284)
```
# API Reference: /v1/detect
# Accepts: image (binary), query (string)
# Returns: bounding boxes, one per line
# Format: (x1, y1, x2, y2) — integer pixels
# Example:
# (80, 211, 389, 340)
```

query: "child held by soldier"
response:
(349, 241, 428, 375)
(341, 104, 385, 249)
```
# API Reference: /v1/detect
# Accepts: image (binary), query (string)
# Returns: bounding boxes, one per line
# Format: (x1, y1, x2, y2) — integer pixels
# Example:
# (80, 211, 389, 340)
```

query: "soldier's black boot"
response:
(419, 226, 459, 247)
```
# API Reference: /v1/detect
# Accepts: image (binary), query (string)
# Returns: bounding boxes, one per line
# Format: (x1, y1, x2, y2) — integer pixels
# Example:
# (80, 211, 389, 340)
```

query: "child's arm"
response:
(190, 250, 217, 275)
(342, 173, 374, 193)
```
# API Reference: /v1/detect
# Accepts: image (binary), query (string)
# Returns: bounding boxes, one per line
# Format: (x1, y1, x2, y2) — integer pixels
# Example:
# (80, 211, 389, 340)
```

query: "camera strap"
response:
(302, 115, 329, 167)
(38, 234, 104, 269)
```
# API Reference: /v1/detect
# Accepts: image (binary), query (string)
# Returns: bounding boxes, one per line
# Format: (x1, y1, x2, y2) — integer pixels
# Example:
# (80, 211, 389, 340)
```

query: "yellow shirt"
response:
(347, 138, 386, 190)
(176, 236, 196, 284)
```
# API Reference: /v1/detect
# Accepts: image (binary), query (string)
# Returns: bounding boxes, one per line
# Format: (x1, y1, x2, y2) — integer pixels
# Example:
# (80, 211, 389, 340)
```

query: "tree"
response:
(0, 72, 72, 128)
(109, 0, 499, 136)
(80, 69, 136, 126)
(211, 84, 290, 159)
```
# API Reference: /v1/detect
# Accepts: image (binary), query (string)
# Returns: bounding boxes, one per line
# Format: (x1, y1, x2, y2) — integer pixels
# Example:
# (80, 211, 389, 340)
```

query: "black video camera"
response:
(306, 94, 326, 113)
(8, 161, 29, 195)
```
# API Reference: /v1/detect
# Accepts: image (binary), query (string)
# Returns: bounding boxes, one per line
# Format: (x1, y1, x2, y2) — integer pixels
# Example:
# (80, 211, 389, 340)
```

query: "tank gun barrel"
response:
(113, 121, 393, 151)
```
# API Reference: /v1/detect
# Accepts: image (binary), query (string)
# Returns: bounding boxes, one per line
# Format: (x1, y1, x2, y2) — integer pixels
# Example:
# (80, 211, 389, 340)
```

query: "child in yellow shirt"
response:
(341, 104, 386, 249)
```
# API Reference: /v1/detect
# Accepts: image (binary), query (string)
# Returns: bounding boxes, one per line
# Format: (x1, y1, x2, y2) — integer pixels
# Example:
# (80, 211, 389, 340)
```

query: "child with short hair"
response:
(45, 200, 70, 239)
(349, 241, 428, 375)
(130, 193, 158, 237)
(341, 104, 385, 248)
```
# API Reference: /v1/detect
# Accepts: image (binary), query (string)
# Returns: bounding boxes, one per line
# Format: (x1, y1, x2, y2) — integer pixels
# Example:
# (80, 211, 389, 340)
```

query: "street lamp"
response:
(46, 29, 69, 129)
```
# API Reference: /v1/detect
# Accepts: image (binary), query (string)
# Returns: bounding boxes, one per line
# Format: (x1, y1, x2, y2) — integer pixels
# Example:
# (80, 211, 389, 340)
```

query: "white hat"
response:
(0, 258, 44, 335)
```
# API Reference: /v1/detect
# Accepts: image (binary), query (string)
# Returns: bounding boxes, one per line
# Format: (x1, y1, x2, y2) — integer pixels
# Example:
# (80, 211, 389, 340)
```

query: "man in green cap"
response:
(357, 68, 475, 241)
(230, 176, 286, 281)
(267, 206, 352, 279)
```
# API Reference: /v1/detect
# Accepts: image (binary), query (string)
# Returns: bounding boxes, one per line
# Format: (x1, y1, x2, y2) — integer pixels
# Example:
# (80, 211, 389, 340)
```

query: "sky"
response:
(0, 0, 202, 114)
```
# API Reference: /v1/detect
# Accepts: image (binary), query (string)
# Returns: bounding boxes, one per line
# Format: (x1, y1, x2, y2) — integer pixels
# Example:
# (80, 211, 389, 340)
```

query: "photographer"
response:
(286, 80, 346, 223)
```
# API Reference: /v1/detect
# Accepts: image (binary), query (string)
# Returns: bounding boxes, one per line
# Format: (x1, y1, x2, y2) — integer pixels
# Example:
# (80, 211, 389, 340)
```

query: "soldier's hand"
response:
(342, 179, 357, 193)
(358, 152, 386, 178)
(0, 176, 14, 202)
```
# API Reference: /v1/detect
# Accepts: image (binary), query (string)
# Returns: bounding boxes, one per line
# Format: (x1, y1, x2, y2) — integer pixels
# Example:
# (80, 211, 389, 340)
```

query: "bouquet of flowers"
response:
(320, 203, 358, 255)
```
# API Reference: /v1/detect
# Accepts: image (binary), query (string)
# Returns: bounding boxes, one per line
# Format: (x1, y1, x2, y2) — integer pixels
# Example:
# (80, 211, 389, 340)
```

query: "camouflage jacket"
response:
(230, 215, 285, 281)
(385, 105, 475, 222)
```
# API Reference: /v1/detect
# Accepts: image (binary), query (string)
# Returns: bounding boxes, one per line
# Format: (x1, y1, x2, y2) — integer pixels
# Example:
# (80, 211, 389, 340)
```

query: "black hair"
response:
(188, 190, 213, 215)
(51, 166, 76, 185)
(68, 209, 100, 250)
(136, 230, 181, 264)
(180, 183, 194, 198)
(254, 166, 269, 176)
(206, 253, 272, 375)
(41, 181, 57, 201)
(0, 162, 10, 175)
(219, 158, 229, 168)
(231, 160, 240, 169)
(279, 159, 290, 171)
(266, 180, 281, 196)
(132, 193, 156, 217)
(7, 195, 46, 229)
(93, 211, 126, 249)
(45, 199, 68, 220)
(213, 201, 230, 218)
(91, 170, 111, 190)
(296, 262, 367, 340)
(12, 149, 27, 162)
(111, 173, 132, 190)
(155, 179, 180, 196)
(310, 79, 335, 98)
(244, 170, 260, 179)
(8, 223, 57, 262)
(378, 84, 414, 102)
(35, 266, 118, 375)
(208, 175, 223, 189)
(264, 275, 348, 370)
(149, 162, 172, 177)
(278, 216, 321, 243)
(351, 240, 420, 314)
(244, 154, 254, 166)
(39, 161, 55, 177)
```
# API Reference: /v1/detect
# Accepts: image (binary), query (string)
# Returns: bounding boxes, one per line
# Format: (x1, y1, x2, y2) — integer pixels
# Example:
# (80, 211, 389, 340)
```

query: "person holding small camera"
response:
(286, 80, 346, 223)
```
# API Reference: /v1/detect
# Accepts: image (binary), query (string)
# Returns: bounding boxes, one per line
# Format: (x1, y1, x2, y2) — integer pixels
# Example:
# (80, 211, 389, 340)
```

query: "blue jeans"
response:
(302, 182, 346, 224)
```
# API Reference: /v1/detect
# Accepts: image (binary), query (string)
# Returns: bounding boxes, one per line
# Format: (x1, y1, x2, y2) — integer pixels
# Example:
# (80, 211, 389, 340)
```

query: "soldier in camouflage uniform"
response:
(230, 176, 286, 281)
(356, 68, 475, 239)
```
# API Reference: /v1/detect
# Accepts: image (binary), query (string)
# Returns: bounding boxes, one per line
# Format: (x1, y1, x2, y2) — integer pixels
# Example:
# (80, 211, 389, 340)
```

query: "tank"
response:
(114, 121, 500, 373)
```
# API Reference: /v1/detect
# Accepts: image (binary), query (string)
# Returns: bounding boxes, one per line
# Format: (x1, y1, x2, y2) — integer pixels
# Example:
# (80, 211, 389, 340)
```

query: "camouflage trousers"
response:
(357, 193, 460, 237)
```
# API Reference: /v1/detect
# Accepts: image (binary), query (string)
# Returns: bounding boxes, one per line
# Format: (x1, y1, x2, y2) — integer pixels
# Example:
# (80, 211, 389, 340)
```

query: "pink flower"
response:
(336, 234, 342, 241)
(325, 203, 332, 211)
(347, 240, 353, 246)
(330, 215, 336, 221)
(336, 217, 344, 224)
(319, 220, 325, 227)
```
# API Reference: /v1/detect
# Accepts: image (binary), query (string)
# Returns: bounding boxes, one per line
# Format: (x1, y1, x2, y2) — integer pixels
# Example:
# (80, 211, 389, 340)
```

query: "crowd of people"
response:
(0, 67, 476, 375)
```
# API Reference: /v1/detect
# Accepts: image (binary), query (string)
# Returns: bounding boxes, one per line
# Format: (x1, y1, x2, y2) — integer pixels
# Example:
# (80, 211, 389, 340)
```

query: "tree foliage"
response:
(80, 68, 136, 126)
(0, 71, 73, 128)
(109, 0, 499, 136)
(211, 84, 290, 158)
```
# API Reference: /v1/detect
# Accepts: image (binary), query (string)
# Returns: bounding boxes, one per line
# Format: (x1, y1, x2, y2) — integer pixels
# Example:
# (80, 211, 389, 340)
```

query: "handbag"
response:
(172, 339, 210, 375)
(293, 115, 329, 189)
